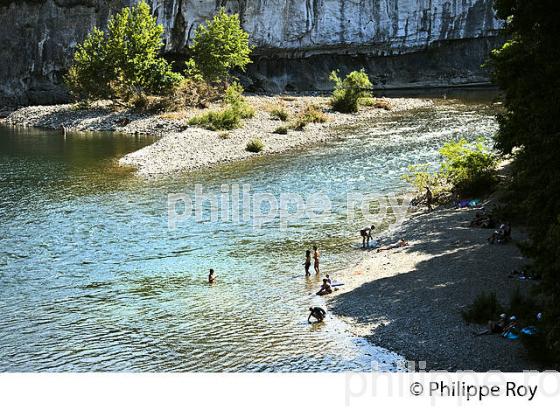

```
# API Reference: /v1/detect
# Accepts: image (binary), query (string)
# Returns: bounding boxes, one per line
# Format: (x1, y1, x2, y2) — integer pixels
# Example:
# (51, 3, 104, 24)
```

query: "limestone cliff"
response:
(0, 0, 503, 105)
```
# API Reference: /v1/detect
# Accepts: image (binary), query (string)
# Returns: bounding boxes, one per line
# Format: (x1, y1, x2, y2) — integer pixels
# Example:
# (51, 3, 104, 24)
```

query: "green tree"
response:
(329, 69, 373, 113)
(489, 0, 560, 362)
(66, 1, 182, 102)
(189, 8, 252, 83)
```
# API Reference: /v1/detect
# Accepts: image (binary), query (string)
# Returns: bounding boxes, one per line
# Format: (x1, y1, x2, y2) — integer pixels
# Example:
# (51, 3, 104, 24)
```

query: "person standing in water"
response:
(304, 250, 311, 276)
(208, 268, 216, 284)
(313, 245, 320, 275)
(360, 225, 375, 248)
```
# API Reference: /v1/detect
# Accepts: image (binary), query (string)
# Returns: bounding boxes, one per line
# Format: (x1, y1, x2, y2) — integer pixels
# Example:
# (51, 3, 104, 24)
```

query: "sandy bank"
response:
(328, 201, 540, 371)
(5, 96, 432, 176)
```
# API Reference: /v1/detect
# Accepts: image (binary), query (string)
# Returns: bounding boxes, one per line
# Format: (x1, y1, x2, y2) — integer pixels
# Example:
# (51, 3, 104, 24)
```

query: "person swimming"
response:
(308, 306, 326, 323)
(313, 245, 320, 275)
(208, 268, 216, 284)
(360, 225, 375, 248)
(316, 279, 333, 296)
(304, 250, 311, 276)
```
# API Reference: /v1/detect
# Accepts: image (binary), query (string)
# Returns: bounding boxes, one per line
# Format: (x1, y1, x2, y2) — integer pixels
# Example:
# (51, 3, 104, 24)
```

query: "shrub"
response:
(224, 82, 255, 119)
(440, 137, 497, 196)
(66, 1, 182, 102)
(359, 97, 375, 106)
(161, 78, 221, 111)
(188, 107, 242, 130)
(329, 69, 373, 113)
(270, 108, 289, 121)
(462, 292, 504, 324)
(273, 126, 288, 135)
(129, 93, 169, 113)
(246, 138, 264, 153)
(291, 104, 328, 130)
(401, 164, 448, 200)
(403, 137, 497, 198)
(187, 82, 254, 130)
(189, 8, 253, 83)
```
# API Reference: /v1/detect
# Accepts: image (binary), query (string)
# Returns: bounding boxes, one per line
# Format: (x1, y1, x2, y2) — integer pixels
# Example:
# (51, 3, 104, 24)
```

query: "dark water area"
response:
(0, 96, 498, 371)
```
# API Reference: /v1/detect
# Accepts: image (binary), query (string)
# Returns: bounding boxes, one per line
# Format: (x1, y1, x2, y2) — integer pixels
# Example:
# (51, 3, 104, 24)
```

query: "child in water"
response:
(208, 268, 216, 284)
(316, 279, 333, 296)
(304, 250, 311, 276)
(313, 245, 320, 275)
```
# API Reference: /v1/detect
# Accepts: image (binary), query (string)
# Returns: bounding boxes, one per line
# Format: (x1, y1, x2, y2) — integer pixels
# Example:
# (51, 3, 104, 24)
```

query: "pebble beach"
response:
(5, 96, 433, 176)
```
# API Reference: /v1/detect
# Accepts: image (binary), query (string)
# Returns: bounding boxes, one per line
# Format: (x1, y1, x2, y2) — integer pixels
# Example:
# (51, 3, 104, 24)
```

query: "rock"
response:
(0, 0, 504, 105)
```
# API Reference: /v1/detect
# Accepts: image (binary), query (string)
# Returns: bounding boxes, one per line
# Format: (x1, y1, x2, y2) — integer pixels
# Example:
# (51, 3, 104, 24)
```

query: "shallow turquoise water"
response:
(0, 99, 498, 371)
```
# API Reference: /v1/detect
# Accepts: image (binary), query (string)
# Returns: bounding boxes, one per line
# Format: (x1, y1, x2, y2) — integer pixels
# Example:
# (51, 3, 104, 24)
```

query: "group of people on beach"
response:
(477, 313, 519, 337)
(477, 312, 543, 340)
(469, 210, 512, 244)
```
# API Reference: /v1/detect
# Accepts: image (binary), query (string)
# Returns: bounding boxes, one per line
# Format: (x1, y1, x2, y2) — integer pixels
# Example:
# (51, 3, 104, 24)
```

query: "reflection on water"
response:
(0, 98, 498, 371)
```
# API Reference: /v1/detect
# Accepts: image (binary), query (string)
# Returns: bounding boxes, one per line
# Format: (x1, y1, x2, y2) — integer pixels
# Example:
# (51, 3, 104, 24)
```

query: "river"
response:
(0, 96, 498, 371)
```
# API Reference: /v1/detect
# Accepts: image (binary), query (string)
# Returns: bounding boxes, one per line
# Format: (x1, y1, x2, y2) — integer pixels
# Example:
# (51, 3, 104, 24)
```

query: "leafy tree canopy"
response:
(189, 8, 252, 83)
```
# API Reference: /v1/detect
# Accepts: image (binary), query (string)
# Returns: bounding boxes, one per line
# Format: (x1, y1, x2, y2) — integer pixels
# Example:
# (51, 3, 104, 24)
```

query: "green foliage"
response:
(273, 126, 288, 135)
(66, 1, 182, 102)
(439, 138, 498, 196)
(246, 138, 264, 153)
(224, 82, 255, 119)
(462, 292, 504, 324)
(189, 8, 252, 83)
(188, 107, 242, 131)
(489, 0, 560, 363)
(401, 164, 447, 199)
(358, 97, 376, 107)
(291, 104, 328, 130)
(270, 108, 289, 121)
(187, 82, 254, 130)
(403, 137, 497, 197)
(329, 69, 373, 113)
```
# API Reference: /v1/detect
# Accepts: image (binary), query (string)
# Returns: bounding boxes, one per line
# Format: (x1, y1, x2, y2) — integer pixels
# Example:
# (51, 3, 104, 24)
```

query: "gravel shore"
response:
(5, 96, 432, 176)
(327, 200, 541, 371)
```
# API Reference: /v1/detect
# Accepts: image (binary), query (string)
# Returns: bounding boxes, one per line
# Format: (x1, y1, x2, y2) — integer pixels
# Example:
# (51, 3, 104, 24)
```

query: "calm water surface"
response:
(0, 98, 498, 371)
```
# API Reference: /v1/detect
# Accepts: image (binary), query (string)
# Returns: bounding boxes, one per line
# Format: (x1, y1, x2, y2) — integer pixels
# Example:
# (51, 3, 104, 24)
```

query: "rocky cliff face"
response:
(0, 0, 503, 105)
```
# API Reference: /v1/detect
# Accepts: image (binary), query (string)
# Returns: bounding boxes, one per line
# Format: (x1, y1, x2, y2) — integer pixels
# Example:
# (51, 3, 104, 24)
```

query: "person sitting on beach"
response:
(376, 239, 409, 253)
(308, 306, 326, 323)
(304, 250, 312, 276)
(490, 313, 508, 333)
(475, 313, 509, 336)
(316, 279, 333, 296)
(313, 245, 320, 275)
(208, 268, 216, 284)
(502, 315, 519, 338)
(360, 225, 375, 248)
(488, 222, 512, 244)
(325, 274, 332, 285)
